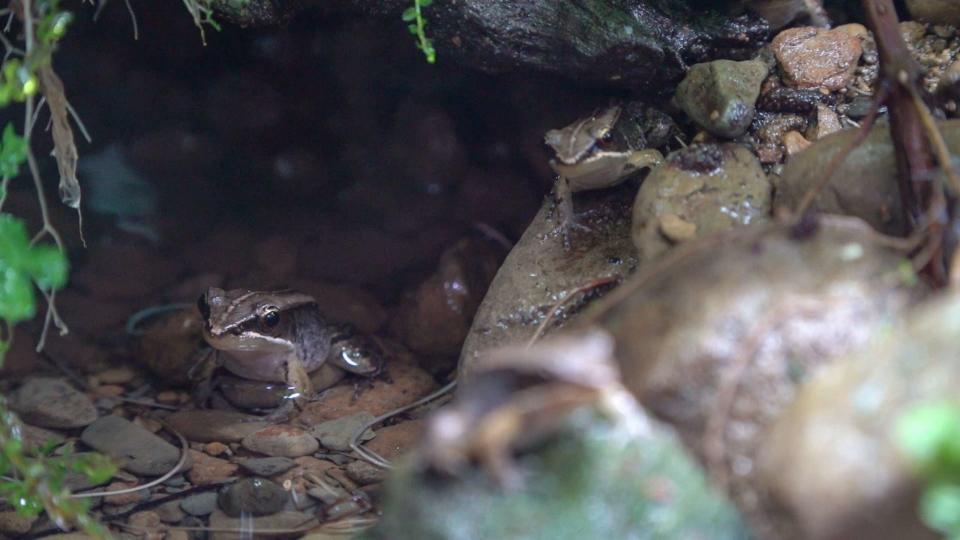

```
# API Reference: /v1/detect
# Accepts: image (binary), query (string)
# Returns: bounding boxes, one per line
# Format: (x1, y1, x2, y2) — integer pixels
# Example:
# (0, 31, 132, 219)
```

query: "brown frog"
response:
(195, 287, 383, 416)
(544, 101, 671, 246)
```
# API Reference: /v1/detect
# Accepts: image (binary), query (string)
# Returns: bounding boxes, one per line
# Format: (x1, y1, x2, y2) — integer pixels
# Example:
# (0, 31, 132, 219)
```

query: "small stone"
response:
(209, 510, 313, 540)
(345, 460, 387, 485)
(156, 499, 186, 523)
(242, 425, 320, 458)
(674, 59, 768, 138)
(187, 449, 238, 486)
(204, 442, 231, 457)
(103, 481, 149, 506)
(81, 415, 183, 476)
(364, 420, 425, 461)
(807, 105, 842, 140)
(0, 511, 36, 535)
(756, 143, 784, 164)
(9, 378, 98, 428)
(772, 26, 863, 90)
(239, 457, 297, 477)
(309, 412, 376, 452)
(180, 491, 219, 516)
(217, 477, 289, 517)
(165, 410, 269, 443)
(96, 367, 136, 385)
(20, 423, 65, 452)
(659, 214, 698, 243)
(93, 384, 126, 398)
(783, 131, 812, 156)
(127, 510, 161, 534)
(155, 390, 182, 405)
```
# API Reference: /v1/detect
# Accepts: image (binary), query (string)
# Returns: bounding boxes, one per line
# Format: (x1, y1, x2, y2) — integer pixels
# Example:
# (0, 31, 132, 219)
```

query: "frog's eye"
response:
(197, 294, 210, 320)
(261, 307, 280, 328)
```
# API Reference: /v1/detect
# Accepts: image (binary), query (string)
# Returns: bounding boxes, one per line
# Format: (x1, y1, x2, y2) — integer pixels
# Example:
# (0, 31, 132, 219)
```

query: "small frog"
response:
(544, 101, 672, 246)
(195, 287, 383, 417)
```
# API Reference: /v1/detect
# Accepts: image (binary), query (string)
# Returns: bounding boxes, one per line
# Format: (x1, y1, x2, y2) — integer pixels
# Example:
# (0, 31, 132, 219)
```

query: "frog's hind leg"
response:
(552, 176, 591, 250)
(188, 348, 222, 408)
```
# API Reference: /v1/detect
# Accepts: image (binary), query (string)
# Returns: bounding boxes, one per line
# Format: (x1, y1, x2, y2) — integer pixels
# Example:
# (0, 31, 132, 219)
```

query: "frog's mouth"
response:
(203, 327, 294, 354)
(551, 152, 633, 191)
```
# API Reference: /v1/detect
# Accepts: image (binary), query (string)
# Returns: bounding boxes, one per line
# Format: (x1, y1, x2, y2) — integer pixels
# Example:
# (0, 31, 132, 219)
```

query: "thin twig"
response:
(526, 276, 619, 347)
(349, 379, 458, 469)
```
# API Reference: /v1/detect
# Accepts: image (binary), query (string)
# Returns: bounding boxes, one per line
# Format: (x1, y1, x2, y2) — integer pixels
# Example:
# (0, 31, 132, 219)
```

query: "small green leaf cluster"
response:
(897, 402, 960, 539)
(0, 398, 115, 538)
(402, 0, 436, 64)
(0, 213, 68, 326)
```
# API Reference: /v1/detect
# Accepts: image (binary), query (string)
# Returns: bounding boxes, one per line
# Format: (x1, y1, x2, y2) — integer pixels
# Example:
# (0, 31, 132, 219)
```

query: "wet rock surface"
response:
(632, 143, 771, 261)
(80, 415, 184, 476)
(772, 25, 864, 90)
(591, 219, 926, 538)
(8, 378, 98, 429)
(674, 58, 769, 138)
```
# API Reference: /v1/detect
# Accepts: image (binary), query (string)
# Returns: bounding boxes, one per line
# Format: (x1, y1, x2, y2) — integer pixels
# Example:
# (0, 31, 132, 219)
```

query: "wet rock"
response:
(632, 144, 771, 262)
(204, 441, 231, 457)
(242, 425, 319, 458)
(345, 460, 387, 485)
(674, 58, 768, 138)
(373, 362, 747, 539)
(20, 423, 65, 452)
(907, 0, 960, 25)
(806, 104, 843, 140)
(157, 499, 187, 523)
(365, 420, 425, 461)
(0, 511, 36, 536)
(103, 481, 149, 506)
(218, 477, 289, 517)
(759, 292, 960, 539)
(9, 378, 97, 429)
(595, 219, 926, 538)
(136, 307, 206, 387)
(782, 130, 812, 156)
(208, 509, 313, 540)
(460, 183, 638, 376)
(392, 237, 503, 356)
(180, 491, 219, 516)
(239, 457, 297, 477)
(297, 360, 438, 424)
(773, 120, 960, 235)
(81, 415, 183, 476)
(310, 412, 375, 452)
(165, 410, 270, 443)
(772, 26, 863, 91)
(95, 367, 136, 385)
(127, 510, 161, 532)
(187, 449, 239, 486)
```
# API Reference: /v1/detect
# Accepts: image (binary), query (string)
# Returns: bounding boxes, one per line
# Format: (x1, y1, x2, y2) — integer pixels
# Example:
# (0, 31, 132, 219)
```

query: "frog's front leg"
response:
(188, 348, 223, 407)
(553, 176, 592, 250)
(261, 355, 313, 423)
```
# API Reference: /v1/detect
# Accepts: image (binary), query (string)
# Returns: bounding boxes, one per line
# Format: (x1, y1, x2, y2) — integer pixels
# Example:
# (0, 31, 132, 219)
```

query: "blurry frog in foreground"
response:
(193, 287, 384, 418)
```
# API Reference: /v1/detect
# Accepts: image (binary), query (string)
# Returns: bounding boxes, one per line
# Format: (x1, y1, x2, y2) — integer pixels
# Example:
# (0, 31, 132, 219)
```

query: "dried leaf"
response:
(38, 66, 80, 210)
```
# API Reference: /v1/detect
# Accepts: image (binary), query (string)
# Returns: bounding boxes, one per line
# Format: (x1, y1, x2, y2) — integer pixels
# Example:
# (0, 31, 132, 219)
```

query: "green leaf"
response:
(0, 267, 36, 323)
(0, 123, 28, 178)
(408, 23, 419, 34)
(419, 0, 433, 6)
(402, 7, 417, 21)
(24, 246, 68, 291)
(0, 213, 31, 266)
(897, 402, 960, 478)
(921, 484, 960, 535)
